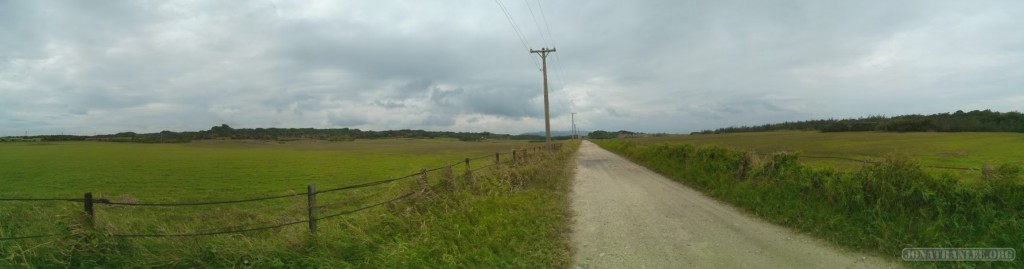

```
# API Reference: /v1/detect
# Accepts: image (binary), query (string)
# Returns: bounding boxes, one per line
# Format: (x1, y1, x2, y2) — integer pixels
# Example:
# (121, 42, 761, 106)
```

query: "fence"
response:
(0, 143, 565, 241)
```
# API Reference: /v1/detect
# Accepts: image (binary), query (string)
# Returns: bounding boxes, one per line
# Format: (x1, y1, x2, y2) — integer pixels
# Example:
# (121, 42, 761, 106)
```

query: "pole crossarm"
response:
(529, 47, 556, 55)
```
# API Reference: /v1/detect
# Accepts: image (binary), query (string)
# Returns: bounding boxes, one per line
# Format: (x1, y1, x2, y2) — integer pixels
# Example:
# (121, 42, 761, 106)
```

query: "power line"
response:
(534, 0, 558, 50)
(495, 0, 541, 69)
(497, 0, 575, 135)
(528, 0, 574, 114)
(523, 0, 550, 47)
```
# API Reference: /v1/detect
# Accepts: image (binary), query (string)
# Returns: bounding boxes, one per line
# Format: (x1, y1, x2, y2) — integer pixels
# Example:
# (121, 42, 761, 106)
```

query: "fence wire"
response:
(109, 191, 415, 238)
(0, 198, 89, 202)
(0, 233, 60, 241)
(468, 153, 494, 161)
(101, 192, 306, 207)
(471, 163, 498, 172)
(423, 165, 449, 173)
(315, 173, 418, 195)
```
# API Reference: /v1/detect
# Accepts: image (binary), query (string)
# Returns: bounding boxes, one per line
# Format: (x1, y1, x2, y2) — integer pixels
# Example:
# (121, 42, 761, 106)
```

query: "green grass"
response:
(0, 139, 533, 199)
(627, 131, 1024, 175)
(596, 137, 1023, 269)
(0, 139, 579, 268)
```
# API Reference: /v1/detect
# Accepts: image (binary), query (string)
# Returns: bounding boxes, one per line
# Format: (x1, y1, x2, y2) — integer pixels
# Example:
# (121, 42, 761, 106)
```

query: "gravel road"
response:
(570, 141, 900, 269)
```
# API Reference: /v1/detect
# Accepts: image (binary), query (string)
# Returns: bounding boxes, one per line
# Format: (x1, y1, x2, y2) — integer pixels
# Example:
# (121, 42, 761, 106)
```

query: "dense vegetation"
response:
(620, 131, 1024, 171)
(0, 140, 580, 268)
(596, 140, 1023, 268)
(585, 130, 662, 139)
(586, 130, 634, 139)
(694, 110, 1024, 134)
(0, 124, 547, 143)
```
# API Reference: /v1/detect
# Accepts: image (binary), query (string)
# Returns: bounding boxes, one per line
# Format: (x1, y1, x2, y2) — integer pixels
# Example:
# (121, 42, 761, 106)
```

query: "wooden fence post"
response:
(84, 192, 94, 227)
(495, 152, 500, 166)
(419, 168, 429, 195)
(464, 158, 475, 192)
(307, 184, 317, 235)
(445, 164, 456, 192)
(512, 150, 517, 164)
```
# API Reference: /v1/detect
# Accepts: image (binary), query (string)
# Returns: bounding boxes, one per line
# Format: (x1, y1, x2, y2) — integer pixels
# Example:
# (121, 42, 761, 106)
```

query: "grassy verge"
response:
(342, 141, 579, 268)
(594, 139, 1022, 269)
(0, 140, 580, 268)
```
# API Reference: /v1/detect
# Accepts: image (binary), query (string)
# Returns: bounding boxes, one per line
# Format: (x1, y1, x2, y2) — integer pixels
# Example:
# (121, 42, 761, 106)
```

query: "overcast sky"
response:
(2, 0, 1023, 136)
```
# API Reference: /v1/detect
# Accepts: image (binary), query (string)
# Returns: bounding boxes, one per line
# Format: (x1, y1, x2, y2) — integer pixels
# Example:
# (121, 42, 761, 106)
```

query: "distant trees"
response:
(13, 125, 546, 143)
(588, 130, 614, 139)
(588, 130, 642, 139)
(1, 124, 551, 143)
(210, 124, 233, 137)
(692, 110, 1024, 134)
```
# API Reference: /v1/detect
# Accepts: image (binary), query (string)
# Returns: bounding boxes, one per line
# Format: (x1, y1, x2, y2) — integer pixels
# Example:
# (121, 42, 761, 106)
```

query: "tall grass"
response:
(0, 141, 579, 268)
(596, 140, 1023, 268)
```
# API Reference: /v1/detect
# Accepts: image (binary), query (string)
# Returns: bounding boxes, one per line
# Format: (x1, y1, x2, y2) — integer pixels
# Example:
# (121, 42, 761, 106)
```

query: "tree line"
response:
(586, 130, 669, 139)
(694, 110, 1024, 134)
(2, 125, 548, 143)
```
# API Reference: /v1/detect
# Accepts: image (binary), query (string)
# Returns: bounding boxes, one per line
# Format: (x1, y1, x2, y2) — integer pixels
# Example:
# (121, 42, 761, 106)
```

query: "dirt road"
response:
(570, 141, 899, 268)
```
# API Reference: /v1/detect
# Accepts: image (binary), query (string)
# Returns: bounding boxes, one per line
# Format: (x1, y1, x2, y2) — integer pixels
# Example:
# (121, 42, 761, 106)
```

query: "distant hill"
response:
(694, 110, 1024, 134)
(1, 125, 545, 143)
(520, 130, 591, 137)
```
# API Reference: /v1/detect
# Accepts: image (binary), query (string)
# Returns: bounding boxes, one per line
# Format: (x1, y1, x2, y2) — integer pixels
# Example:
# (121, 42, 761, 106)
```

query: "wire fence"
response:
(0, 198, 88, 202)
(0, 143, 564, 241)
(102, 192, 307, 207)
(108, 191, 416, 238)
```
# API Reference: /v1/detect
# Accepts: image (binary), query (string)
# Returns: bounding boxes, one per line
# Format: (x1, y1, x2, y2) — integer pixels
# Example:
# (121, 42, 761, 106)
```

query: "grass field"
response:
(624, 131, 1024, 171)
(0, 139, 532, 199)
(0, 139, 579, 268)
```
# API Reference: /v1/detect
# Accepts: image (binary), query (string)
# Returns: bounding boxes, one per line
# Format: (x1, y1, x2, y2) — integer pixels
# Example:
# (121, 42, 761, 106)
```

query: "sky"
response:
(2, 0, 1023, 136)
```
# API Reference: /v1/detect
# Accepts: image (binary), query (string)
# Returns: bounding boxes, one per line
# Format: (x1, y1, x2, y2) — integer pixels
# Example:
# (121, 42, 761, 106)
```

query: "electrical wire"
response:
(523, 0, 550, 47)
(494, 0, 541, 69)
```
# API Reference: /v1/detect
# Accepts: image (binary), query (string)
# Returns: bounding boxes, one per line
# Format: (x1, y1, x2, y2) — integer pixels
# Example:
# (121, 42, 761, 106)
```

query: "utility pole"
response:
(530, 47, 556, 149)
(571, 112, 577, 140)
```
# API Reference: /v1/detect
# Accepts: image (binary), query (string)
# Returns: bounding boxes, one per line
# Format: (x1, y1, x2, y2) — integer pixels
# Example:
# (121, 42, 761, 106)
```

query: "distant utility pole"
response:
(530, 47, 556, 149)
(571, 112, 577, 140)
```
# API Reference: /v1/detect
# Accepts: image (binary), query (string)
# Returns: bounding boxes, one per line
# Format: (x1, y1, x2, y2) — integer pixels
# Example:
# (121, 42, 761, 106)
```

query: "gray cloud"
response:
(2, 0, 1024, 136)
(428, 85, 544, 119)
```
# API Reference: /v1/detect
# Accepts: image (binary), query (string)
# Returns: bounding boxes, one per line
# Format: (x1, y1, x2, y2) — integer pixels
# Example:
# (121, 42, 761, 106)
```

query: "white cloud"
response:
(1, 0, 1023, 136)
